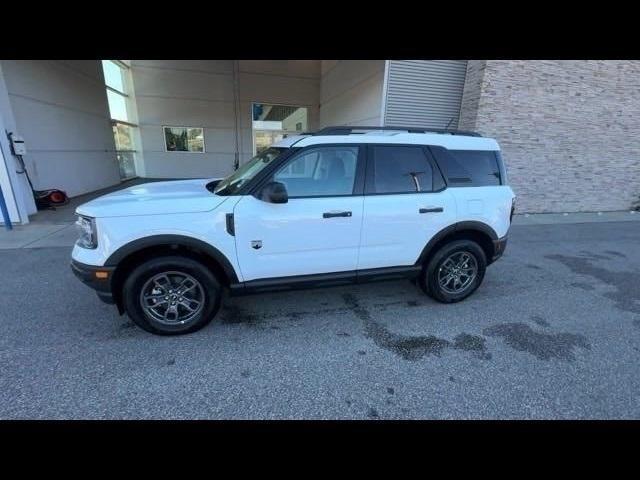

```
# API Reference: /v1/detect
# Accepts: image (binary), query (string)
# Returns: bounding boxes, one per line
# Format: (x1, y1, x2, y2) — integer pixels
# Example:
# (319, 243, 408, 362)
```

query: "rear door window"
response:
(369, 145, 434, 194)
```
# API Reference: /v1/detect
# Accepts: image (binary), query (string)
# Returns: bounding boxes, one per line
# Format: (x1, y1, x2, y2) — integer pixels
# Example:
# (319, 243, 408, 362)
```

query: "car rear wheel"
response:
(123, 255, 222, 335)
(420, 239, 487, 303)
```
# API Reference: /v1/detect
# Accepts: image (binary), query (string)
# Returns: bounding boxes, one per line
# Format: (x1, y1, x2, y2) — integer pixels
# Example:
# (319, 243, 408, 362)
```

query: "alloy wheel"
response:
(140, 271, 205, 325)
(437, 251, 478, 294)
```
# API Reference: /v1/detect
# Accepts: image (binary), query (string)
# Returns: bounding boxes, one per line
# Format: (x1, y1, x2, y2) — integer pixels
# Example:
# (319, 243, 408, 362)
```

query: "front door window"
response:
(273, 146, 358, 197)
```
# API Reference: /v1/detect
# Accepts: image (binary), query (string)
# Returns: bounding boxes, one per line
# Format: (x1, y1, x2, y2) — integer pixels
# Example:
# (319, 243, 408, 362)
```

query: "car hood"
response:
(76, 179, 227, 218)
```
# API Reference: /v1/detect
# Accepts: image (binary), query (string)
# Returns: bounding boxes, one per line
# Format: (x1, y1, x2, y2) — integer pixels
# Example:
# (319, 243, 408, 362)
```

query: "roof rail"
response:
(312, 125, 482, 137)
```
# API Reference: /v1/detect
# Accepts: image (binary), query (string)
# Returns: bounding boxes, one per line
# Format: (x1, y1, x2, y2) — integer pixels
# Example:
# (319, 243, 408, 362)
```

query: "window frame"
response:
(249, 144, 367, 199)
(162, 126, 206, 154)
(364, 144, 446, 196)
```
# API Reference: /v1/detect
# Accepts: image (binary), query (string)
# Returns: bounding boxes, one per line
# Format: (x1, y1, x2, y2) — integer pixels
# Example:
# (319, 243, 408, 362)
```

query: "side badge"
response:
(251, 240, 262, 250)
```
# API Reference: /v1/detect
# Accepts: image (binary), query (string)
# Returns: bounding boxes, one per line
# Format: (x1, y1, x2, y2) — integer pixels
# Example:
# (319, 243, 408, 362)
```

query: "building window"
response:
(163, 127, 205, 153)
(102, 60, 138, 179)
(252, 103, 308, 155)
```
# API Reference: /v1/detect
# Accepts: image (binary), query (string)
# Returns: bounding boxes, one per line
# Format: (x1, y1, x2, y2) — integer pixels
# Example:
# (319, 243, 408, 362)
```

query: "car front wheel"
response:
(420, 240, 487, 303)
(122, 255, 222, 335)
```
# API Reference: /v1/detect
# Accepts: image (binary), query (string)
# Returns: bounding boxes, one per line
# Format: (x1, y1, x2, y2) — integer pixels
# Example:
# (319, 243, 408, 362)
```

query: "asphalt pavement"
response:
(1, 220, 639, 419)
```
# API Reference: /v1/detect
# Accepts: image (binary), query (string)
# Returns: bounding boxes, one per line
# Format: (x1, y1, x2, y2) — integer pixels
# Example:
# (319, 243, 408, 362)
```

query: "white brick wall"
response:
(460, 60, 640, 213)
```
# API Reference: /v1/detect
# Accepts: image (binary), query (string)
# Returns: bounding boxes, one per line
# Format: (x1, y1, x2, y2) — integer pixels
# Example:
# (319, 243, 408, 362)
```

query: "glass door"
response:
(252, 103, 308, 156)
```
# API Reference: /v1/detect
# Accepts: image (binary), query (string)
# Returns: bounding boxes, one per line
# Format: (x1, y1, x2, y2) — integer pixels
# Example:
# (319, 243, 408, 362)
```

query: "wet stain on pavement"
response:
(166, 358, 175, 366)
(483, 322, 590, 361)
(570, 282, 595, 291)
(577, 251, 612, 261)
(367, 407, 379, 419)
(546, 254, 640, 314)
(342, 293, 490, 361)
(220, 305, 262, 325)
(531, 315, 549, 327)
(452, 333, 492, 359)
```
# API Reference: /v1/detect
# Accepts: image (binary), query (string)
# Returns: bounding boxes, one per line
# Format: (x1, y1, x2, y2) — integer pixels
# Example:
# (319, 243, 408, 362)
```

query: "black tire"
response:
(122, 255, 222, 335)
(420, 239, 487, 303)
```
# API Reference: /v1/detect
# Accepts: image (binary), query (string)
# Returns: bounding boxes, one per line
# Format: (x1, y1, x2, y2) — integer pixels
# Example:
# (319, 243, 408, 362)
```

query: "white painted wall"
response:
(131, 60, 320, 178)
(0, 62, 33, 223)
(319, 60, 386, 127)
(0, 60, 121, 200)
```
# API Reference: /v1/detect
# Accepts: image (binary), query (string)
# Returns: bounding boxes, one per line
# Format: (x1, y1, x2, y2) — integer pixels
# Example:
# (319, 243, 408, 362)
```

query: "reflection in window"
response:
(106, 90, 129, 122)
(164, 127, 205, 153)
(252, 103, 308, 154)
(112, 123, 134, 150)
(102, 60, 126, 92)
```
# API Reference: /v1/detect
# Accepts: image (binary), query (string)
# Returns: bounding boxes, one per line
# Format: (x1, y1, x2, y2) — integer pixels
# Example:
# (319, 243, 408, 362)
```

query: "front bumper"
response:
(70, 259, 115, 304)
(491, 236, 508, 263)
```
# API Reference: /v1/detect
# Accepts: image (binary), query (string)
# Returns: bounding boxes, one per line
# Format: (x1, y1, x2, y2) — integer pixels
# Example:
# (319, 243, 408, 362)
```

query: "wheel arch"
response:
(106, 235, 239, 314)
(416, 221, 499, 268)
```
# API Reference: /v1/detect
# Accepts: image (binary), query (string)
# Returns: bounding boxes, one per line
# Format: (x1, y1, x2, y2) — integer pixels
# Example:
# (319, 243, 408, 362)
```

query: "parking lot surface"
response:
(1, 221, 639, 419)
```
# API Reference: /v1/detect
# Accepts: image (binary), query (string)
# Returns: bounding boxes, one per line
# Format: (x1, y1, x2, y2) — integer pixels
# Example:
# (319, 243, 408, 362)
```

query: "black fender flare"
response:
(415, 221, 499, 265)
(105, 234, 239, 284)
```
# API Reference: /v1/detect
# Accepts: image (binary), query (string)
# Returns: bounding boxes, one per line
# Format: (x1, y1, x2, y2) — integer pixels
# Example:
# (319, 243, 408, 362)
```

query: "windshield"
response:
(209, 147, 287, 196)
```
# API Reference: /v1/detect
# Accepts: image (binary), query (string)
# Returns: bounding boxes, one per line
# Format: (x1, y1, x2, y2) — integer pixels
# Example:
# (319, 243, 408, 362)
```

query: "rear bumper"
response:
(70, 259, 115, 304)
(491, 236, 508, 263)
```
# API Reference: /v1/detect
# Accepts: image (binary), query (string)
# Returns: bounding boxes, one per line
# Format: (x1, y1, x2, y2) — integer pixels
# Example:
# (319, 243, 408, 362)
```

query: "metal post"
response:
(232, 60, 242, 170)
(0, 182, 12, 230)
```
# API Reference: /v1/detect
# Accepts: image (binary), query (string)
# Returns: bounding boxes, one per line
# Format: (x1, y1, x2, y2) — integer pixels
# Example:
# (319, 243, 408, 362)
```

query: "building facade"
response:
(1, 60, 639, 225)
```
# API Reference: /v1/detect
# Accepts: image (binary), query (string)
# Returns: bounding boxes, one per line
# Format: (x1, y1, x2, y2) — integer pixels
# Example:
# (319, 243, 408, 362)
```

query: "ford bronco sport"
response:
(71, 126, 516, 335)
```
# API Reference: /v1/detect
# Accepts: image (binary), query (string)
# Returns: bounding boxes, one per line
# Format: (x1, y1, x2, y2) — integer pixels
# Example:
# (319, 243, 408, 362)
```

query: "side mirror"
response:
(260, 181, 288, 204)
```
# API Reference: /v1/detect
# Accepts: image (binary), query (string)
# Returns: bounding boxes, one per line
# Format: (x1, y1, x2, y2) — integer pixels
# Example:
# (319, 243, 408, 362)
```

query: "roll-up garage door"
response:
(383, 60, 468, 129)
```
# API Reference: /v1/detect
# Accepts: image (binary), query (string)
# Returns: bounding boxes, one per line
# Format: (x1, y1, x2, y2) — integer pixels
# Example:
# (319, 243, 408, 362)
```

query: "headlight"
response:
(75, 215, 97, 249)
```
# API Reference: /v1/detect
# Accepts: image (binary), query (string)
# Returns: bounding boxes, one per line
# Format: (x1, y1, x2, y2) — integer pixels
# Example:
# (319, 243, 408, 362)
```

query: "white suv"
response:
(71, 126, 515, 335)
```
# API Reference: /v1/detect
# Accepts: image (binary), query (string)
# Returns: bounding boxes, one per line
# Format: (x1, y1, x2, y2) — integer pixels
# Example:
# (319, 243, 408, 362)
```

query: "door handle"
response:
(419, 207, 444, 214)
(323, 211, 352, 218)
